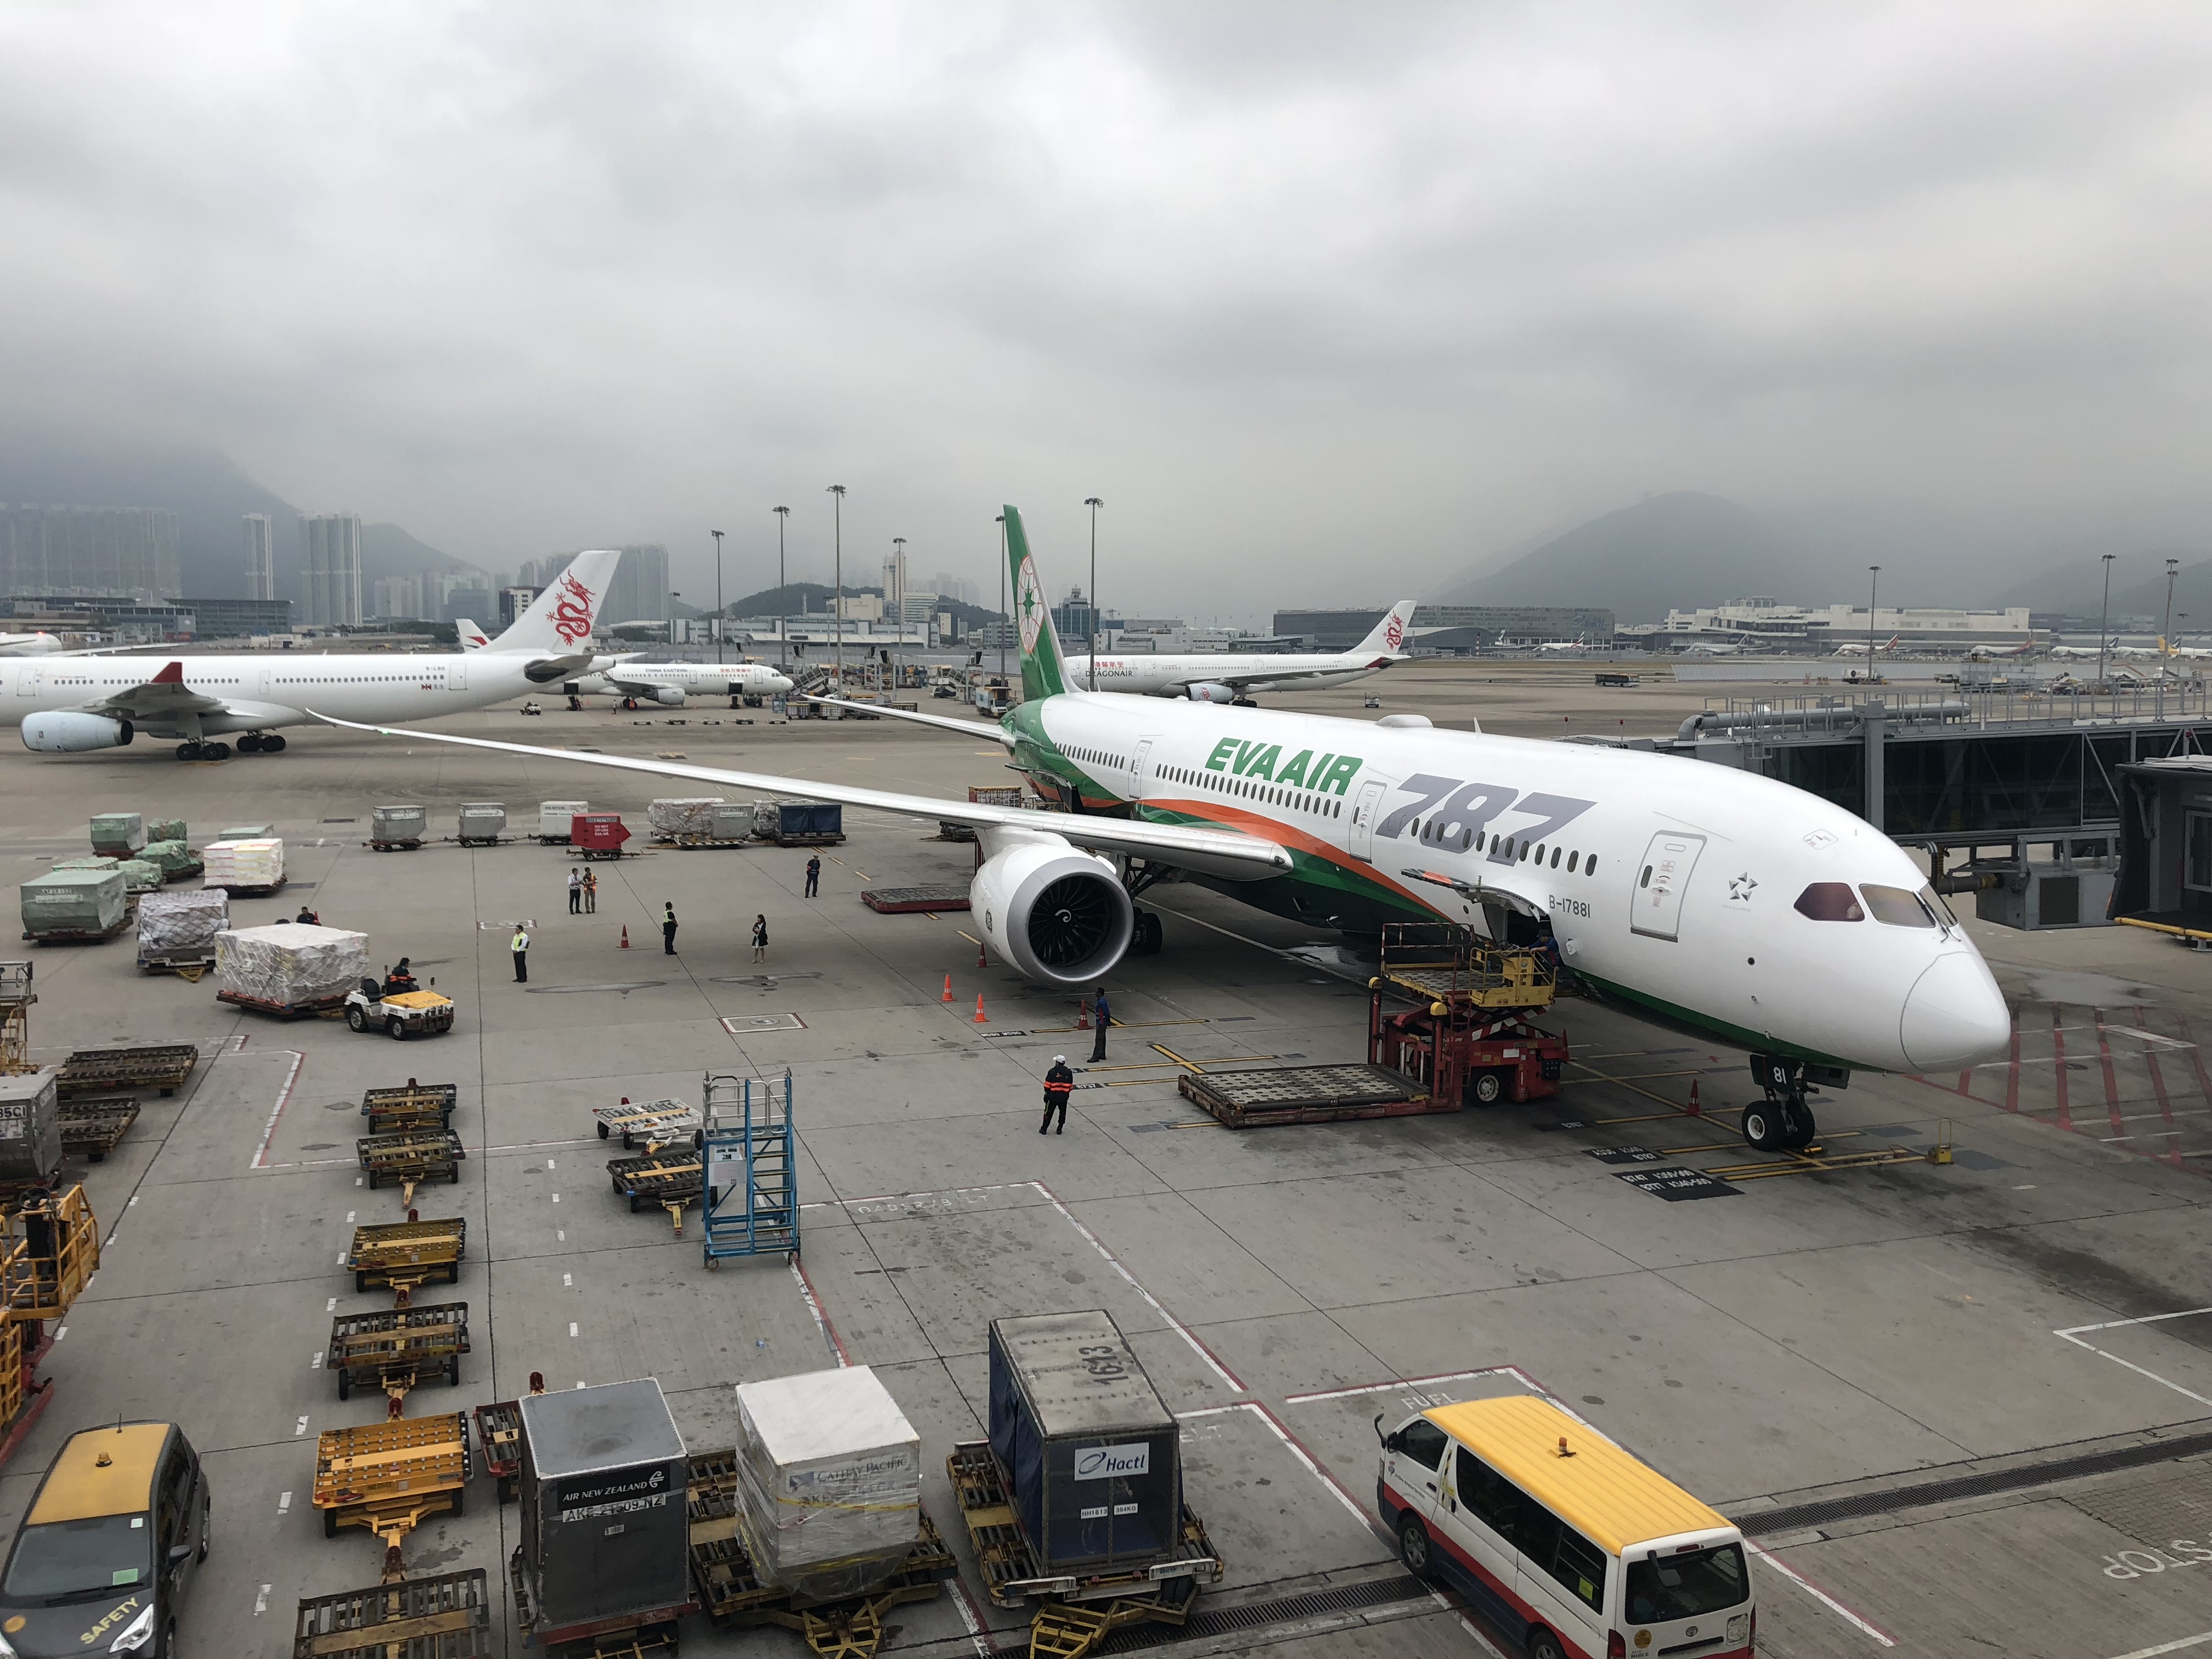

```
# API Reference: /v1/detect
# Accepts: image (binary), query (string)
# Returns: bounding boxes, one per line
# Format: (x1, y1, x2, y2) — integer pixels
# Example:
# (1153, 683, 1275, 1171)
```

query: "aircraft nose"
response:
(1900, 952, 2012, 1070)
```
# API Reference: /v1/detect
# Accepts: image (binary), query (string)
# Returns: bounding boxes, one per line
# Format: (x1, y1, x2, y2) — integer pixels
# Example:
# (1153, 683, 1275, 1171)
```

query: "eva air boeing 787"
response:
(323, 506, 2010, 1149)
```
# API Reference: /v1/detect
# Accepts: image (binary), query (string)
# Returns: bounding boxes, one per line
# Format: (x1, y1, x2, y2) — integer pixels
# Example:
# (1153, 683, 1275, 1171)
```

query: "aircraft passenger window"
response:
(1519, 842, 1530, 862)
(1567, 851, 1578, 873)
(1794, 883, 1864, 921)
(1861, 883, 1936, 927)
(1587, 857, 1596, 876)
(1534, 844, 1544, 863)
(1550, 847, 1561, 868)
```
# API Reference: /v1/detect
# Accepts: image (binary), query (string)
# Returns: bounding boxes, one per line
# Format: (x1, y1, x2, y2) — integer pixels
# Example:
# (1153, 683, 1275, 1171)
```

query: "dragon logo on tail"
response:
(550, 573, 596, 646)
(1384, 614, 1404, 650)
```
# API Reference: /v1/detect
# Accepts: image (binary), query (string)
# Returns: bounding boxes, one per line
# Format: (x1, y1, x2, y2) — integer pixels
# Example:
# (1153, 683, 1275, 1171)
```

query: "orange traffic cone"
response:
(1076, 1000, 1091, 1030)
(619, 925, 630, 949)
(941, 974, 953, 1003)
(976, 939, 988, 969)
(1686, 1079, 1702, 1117)
(974, 994, 989, 1024)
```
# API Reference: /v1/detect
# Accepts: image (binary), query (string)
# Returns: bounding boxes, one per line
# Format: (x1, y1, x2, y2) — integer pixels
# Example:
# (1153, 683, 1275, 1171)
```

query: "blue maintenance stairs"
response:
(701, 1071, 799, 1267)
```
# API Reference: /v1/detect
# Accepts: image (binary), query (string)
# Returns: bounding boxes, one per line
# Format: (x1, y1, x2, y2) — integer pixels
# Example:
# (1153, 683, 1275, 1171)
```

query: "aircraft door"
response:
(449, 658, 468, 691)
(1132, 738, 1155, 802)
(1630, 830, 1706, 940)
(15, 665, 37, 698)
(1348, 778, 1390, 862)
(257, 667, 272, 697)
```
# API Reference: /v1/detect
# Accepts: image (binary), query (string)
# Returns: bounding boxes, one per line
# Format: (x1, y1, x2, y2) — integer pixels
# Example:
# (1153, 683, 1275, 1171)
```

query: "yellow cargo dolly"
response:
(312, 1411, 469, 1583)
(347, 1216, 465, 1304)
(1376, 922, 1557, 1013)
(358, 1129, 464, 1207)
(326, 1302, 469, 1413)
(361, 1079, 458, 1135)
(685, 1446, 958, 1658)
(0, 963, 32, 1076)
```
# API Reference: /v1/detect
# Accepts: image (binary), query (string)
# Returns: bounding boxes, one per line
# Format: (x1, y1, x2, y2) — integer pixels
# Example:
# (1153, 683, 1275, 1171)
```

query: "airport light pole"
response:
(2162, 556, 2180, 718)
(2097, 552, 2117, 690)
(669, 590, 680, 649)
(1085, 497, 1103, 690)
(1865, 566, 1880, 679)
(772, 506, 789, 674)
(828, 485, 846, 691)
(710, 529, 725, 665)
(891, 535, 906, 693)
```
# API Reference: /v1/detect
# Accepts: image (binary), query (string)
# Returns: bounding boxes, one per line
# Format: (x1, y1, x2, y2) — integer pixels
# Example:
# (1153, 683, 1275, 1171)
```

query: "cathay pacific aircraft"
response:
(1064, 601, 1417, 703)
(5, 550, 619, 759)
(323, 509, 2009, 1150)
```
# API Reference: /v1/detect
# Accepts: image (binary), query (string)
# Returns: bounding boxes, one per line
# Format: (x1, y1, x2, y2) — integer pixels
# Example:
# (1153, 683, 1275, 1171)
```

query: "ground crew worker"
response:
(583, 870, 598, 913)
(752, 914, 768, 963)
(511, 926, 531, 983)
(662, 902, 679, 955)
(804, 855, 821, 898)
(295, 904, 320, 925)
(1090, 985, 1110, 1063)
(1040, 1056, 1074, 1135)
(567, 868, 583, 914)
(383, 957, 417, 996)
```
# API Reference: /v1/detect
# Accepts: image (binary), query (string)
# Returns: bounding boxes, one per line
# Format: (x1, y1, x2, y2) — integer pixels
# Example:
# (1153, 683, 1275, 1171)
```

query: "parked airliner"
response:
(5, 550, 618, 759)
(1063, 602, 1416, 703)
(325, 509, 2010, 1149)
(0, 631, 64, 658)
(453, 611, 793, 703)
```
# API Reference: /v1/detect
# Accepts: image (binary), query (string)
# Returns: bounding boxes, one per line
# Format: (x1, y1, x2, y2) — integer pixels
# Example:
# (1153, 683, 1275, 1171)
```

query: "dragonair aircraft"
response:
(324, 509, 2010, 1150)
(456, 618, 793, 703)
(4, 551, 619, 759)
(0, 631, 64, 658)
(1062, 601, 1416, 703)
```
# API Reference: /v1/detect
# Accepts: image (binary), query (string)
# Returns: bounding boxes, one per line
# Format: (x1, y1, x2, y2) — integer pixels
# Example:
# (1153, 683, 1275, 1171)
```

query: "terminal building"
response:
(1638, 598, 2042, 654)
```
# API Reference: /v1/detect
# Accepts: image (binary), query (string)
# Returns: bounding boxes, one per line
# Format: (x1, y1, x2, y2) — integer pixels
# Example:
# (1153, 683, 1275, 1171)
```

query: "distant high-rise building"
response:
(371, 574, 424, 620)
(301, 514, 362, 627)
(600, 544, 668, 626)
(882, 545, 909, 615)
(0, 505, 180, 599)
(242, 514, 274, 600)
(497, 586, 539, 629)
(931, 572, 978, 607)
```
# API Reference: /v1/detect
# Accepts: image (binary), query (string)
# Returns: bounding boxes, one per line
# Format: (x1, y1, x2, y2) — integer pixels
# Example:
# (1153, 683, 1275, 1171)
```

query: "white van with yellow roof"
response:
(1376, 1394, 1753, 1659)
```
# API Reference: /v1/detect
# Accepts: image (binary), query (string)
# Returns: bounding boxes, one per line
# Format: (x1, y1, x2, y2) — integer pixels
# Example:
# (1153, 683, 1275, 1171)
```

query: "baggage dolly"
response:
(473, 1399, 523, 1503)
(56, 1094, 138, 1161)
(508, 1553, 693, 1659)
(312, 1412, 470, 1584)
(591, 1096, 700, 1152)
(362, 1079, 458, 1133)
(326, 1302, 469, 1413)
(347, 1216, 464, 1303)
(292, 1567, 491, 1659)
(358, 1129, 464, 1207)
(606, 1152, 702, 1233)
(56, 1042, 197, 1097)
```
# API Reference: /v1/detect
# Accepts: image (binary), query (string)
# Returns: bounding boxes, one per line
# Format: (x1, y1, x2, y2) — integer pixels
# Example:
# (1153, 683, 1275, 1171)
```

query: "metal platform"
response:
(701, 1073, 798, 1266)
(57, 1095, 137, 1161)
(1178, 1064, 1426, 1128)
(859, 886, 972, 913)
(292, 1567, 491, 1659)
(57, 1043, 197, 1097)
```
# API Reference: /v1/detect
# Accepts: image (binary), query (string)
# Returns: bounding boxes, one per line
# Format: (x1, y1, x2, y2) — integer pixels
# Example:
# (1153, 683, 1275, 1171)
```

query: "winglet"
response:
(153, 661, 185, 684)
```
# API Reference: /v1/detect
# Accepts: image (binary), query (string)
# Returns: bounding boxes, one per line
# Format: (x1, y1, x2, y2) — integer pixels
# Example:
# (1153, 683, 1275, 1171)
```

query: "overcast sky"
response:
(5, 2, 2212, 618)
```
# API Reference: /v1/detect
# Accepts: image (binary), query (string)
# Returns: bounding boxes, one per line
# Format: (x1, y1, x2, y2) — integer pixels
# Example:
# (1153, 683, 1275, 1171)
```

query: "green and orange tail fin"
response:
(1003, 505, 1069, 702)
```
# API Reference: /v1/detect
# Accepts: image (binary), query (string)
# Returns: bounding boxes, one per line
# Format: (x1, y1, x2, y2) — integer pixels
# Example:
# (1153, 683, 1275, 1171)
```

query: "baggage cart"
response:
(606, 1151, 702, 1231)
(136, 944, 217, 981)
(326, 1302, 469, 1408)
(754, 801, 843, 846)
(535, 801, 588, 844)
(217, 986, 349, 1019)
(359, 1129, 464, 1207)
(57, 1043, 198, 1097)
(57, 1095, 137, 1161)
(362, 1080, 458, 1133)
(312, 1413, 470, 1582)
(569, 814, 632, 860)
(369, 805, 428, 851)
(292, 1567, 491, 1659)
(474, 1400, 523, 1503)
(348, 1216, 465, 1301)
(453, 803, 507, 847)
(590, 1096, 699, 1152)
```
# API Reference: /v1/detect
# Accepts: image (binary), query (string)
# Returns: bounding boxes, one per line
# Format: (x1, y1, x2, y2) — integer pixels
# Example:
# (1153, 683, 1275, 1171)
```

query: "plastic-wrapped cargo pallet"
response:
(115, 859, 163, 894)
(140, 840, 194, 878)
(50, 857, 117, 873)
(218, 823, 274, 841)
(539, 801, 587, 842)
(216, 923, 368, 1008)
(89, 812, 146, 856)
(138, 888, 230, 956)
(21, 870, 127, 938)
(0, 1067, 63, 1183)
(371, 805, 427, 844)
(647, 798, 726, 839)
(202, 839, 284, 889)
(733, 1366, 922, 1600)
(146, 818, 187, 845)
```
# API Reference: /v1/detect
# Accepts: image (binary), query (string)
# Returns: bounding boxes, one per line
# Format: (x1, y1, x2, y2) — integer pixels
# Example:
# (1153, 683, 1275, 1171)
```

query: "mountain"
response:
(1436, 493, 1801, 624)
(1992, 549, 2212, 620)
(0, 427, 478, 600)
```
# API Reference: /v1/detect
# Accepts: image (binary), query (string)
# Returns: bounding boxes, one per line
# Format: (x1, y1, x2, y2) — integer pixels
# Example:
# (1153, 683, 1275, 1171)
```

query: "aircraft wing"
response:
(76, 662, 233, 719)
(311, 714, 1291, 882)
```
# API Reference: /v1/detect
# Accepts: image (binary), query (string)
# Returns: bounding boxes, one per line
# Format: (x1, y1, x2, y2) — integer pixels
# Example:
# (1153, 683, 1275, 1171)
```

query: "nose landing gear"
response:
(1744, 1053, 1818, 1152)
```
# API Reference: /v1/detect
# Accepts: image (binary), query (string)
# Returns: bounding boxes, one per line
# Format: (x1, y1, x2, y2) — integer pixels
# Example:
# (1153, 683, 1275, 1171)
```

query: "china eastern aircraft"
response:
(1062, 601, 1416, 703)
(4, 550, 619, 760)
(323, 508, 2011, 1149)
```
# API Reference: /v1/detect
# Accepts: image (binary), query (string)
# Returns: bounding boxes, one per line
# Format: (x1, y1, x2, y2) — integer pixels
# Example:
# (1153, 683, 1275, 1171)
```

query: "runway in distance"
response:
(328, 508, 2011, 1150)
(1060, 600, 1415, 702)
(5, 550, 620, 759)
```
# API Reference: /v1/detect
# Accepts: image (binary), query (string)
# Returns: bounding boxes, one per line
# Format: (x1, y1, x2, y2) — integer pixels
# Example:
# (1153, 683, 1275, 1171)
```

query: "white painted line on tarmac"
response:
(1745, 1541, 1896, 1646)
(562, 1273, 572, 1288)
(309, 1352, 322, 1371)
(552, 1193, 561, 1203)
(1031, 1179, 1243, 1391)
(568, 1322, 578, 1338)
(2055, 1308, 2212, 1408)
(52, 1327, 64, 1342)
(326, 1298, 336, 1312)
(947, 1573, 999, 1656)
(1180, 1400, 1370, 1526)
(254, 1584, 270, 1615)
(2110, 1632, 2212, 1659)
(345, 1210, 355, 1223)
(247, 1047, 308, 1170)
(557, 1230, 565, 1242)
(791, 1257, 849, 1367)
(277, 1492, 291, 1514)
(293, 1417, 309, 1436)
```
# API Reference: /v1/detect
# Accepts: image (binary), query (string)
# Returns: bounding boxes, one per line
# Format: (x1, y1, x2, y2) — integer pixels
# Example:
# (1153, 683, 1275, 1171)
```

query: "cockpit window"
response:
(1861, 883, 1937, 927)
(1794, 882, 1864, 922)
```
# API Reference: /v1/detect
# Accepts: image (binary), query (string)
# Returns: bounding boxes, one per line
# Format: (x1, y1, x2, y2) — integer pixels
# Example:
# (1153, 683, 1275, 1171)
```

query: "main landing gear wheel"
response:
(262, 733, 285, 752)
(1133, 912, 1164, 956)
(1741, 1099, 1787, 1152)
(202, 742, 230, 760)
(1782, 1097, 1818, 1150)
(238, 733, 262, 753)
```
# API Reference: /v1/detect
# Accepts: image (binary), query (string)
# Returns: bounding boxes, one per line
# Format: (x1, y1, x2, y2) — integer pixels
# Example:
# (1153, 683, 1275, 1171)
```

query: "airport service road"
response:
(0, 705, 2207, 1659)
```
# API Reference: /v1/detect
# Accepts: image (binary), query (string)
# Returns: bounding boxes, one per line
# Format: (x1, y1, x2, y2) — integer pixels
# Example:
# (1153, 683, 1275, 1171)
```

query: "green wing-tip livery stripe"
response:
(1003, 505, 1068, 703)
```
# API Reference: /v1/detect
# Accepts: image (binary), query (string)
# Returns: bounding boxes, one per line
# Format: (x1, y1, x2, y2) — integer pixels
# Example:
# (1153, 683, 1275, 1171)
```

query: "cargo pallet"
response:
(685, 1445, 957, 1657)
(701, 1073, 798, 1267)
(474, 1400, 522, 1502)
(328, 1302, 469, 1407)
(157, 859, 205, 883)
(607, 1152, 702, 1231)
(208, 874, 287, 897)
(292, 1566, 491, 1659)
(57, 1096, 138, 1161)
(363, 1080, 458, 1134)
(366, 839, 425, 853)
(1178, 1064, 1427, 1127)
(58, 1042, 197, 1097)
(348, 1216, 466, 1301)
(859, 886, 972, 913)
(0, 963, 33, 1076)
(946, 1442, 1218, 1655)
(359, 1130, 465, 1206)
(21, 913, 132, 946)
(766, 832, 843, 847)
(448, 834, 514, 848)
(591, 1097, 700, 1152)
(217, 989, 348, 1020)
(508, 1547, 692, 1659)
(313, 1412, 469, 1582)
(136, 948, 217, 981)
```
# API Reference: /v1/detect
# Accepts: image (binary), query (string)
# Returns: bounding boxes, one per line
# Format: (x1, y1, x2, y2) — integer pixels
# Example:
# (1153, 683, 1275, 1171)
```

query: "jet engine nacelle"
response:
(22, 713, 134, 753)
(651, 686, 686, 707)
(1187, 682, 1237, 704)
(970, 834, 1133, 986)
